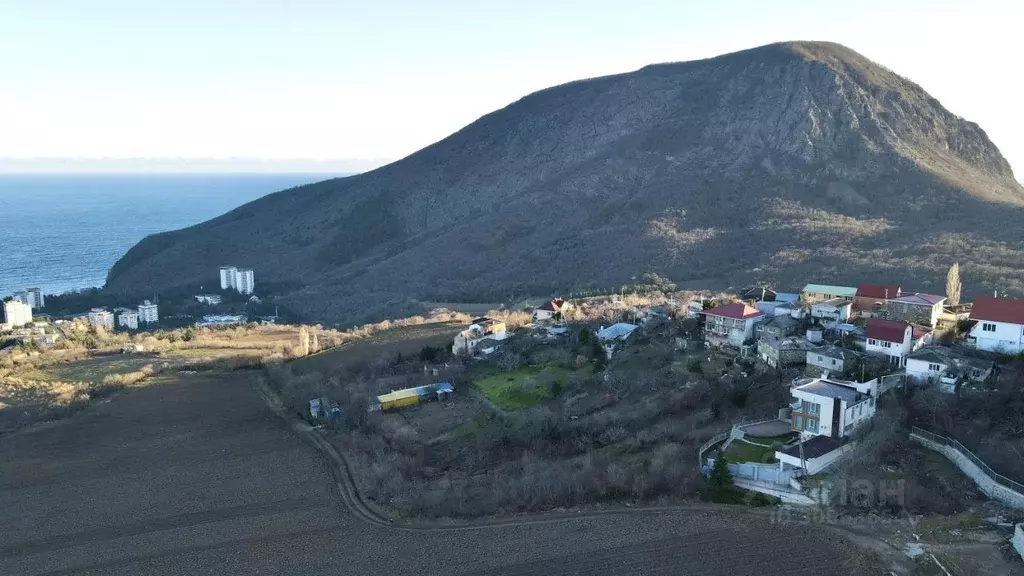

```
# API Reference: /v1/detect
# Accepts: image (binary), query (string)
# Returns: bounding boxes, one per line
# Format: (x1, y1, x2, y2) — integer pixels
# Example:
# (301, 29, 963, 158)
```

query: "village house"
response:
(806, 345, 861, 376)
(451, 317, 507, 355)
(789, 377, 877, 439)
(884, 293, 946, 328)
(967, 295, 1024, 355)
(810, 298, 852, 327)
(865, 318, 924, 367)
(905, 347, 994, 393)
(757, 337, 817, 368)
(740, 286, 777, 302)
(755, 314, 802, 340)
(701, 302, 764, 347)
(854, 283, 900, 314)
(533, 299, 569, 322)
(596, 322, 638, 358)
(801, 284, 856, 304)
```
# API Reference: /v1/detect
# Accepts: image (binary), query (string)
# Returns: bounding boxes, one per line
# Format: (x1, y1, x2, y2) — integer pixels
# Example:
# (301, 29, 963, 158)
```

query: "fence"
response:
(911, 426, 1024, 497)
(697, 431, 729, 465)
(707, 458, 795, 486)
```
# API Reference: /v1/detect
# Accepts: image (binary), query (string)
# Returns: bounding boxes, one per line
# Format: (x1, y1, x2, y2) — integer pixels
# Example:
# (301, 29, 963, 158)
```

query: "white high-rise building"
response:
(26, 288, 44, 309)
(118, 310, 139, 330)
(88, 308, 115, 330)
(220, 266, 237, 290)
(3, 300, 32, 327)
(234, 268, 255, 295)
(138, 300, 159, 324)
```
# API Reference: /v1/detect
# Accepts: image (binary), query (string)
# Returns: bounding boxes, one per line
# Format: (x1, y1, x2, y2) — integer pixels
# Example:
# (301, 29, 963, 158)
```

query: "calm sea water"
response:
(0, 174, 336, 297)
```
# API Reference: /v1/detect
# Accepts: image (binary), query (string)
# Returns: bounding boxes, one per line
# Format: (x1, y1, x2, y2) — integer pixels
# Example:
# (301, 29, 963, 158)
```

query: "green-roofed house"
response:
(801, 284, 857, 304)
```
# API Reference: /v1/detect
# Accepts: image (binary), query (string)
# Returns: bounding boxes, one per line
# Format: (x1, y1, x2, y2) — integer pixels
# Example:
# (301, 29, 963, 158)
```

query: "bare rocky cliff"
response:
(107, 41, 1024, 323)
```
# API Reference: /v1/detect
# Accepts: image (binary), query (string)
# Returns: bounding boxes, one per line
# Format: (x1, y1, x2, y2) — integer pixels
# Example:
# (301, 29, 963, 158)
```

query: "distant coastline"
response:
(0, 157, 391, 174)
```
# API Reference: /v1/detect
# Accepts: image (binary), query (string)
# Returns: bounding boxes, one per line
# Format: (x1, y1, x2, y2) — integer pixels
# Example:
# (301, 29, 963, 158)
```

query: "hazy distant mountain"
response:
(107, 41, 1024, 324)
(0, 157, 390, 174)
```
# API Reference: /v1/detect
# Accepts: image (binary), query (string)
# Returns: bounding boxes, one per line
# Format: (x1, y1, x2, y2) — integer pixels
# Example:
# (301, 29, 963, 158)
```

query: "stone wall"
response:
(911, 432, 1024, 509)
(885, 301, 933, 326)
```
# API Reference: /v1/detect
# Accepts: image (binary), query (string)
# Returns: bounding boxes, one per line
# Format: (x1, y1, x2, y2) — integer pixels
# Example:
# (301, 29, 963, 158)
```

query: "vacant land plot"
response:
(474, 364, 567, 409)
(0, 366, 886, 576)
(293, 322, 462, 375)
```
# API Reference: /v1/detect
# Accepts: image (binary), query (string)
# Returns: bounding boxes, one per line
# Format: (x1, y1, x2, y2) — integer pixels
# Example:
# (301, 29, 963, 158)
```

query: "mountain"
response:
(107, 41, 1024, 324)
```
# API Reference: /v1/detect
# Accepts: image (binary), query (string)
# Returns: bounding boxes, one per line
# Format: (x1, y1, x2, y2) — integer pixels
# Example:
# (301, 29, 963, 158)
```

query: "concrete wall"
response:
(911, 432, 1024, 510)
(1013, 524, 1024, 561)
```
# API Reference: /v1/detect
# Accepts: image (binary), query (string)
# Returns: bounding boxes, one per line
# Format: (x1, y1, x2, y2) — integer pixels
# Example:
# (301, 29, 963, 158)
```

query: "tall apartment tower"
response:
(138, 300, 159, 323)
(234, 269, 255, 295)
(219, 266, 237, 290)
(3, 300, 33, 327)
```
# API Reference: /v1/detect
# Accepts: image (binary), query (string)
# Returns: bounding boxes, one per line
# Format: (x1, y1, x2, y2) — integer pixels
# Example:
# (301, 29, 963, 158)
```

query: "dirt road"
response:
(0, 372, 880, 575)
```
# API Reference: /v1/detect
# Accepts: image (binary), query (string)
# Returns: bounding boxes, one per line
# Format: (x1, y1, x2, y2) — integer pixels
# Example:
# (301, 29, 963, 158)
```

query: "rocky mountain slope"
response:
(107, 41, 1024, 324)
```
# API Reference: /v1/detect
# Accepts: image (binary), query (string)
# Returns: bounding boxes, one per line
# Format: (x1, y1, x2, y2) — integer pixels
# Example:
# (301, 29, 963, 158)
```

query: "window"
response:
(794, 415, 803, 429)
(802, 401, 821, 416)
(982, 323, 996, 332)
(831, 359, 837, 366)
(868, 338, 878, 346)
(870, 397, 875, 407)
(805, 418, 819, 433)
(928, 363, 941, 372)
(882, 341, 892, 348)
(817, 355, 823, 362)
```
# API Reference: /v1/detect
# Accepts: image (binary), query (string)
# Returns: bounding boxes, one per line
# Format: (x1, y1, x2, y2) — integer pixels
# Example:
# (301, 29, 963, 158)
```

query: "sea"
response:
(0, 174, 338, 298)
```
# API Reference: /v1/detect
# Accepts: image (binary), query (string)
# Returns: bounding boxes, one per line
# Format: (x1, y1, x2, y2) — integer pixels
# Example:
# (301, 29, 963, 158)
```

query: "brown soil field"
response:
(293, 322, 463, 375)
(0, 368, 884, 575)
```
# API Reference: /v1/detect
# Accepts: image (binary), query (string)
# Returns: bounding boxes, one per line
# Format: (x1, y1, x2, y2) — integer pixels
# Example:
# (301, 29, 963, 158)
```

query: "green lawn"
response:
(722, 439, 779, 465)
(474, 365, 567, 409)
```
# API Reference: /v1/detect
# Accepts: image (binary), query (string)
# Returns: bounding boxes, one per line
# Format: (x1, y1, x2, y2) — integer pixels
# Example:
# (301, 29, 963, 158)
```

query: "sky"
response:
(1, 0, 1022, 177)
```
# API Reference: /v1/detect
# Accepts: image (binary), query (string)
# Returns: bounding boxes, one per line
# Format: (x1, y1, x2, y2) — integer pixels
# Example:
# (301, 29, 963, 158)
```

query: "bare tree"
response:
(946, 262, 962, 306)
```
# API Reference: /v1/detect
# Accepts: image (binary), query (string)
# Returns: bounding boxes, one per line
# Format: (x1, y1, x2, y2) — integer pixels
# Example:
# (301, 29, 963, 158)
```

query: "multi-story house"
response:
(865, 318, 916, 367)
(701, 303, 764, 347)
(117, 309, 139, 330)
(790, 377, 877, 439)
(3, 299, 33, 327)
(87, 308, 115, 330)
(884, 293, 946, 328)
(806, 345, 861, 376)
(138, 300, 159, 324)
(755, 314, 801, 341)
(968, 296, 1024, 354)
(810, 298, 852, 327)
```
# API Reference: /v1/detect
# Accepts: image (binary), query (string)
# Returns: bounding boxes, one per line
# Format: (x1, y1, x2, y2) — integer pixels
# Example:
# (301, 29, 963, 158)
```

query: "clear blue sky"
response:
(2, 0, 1021, 177)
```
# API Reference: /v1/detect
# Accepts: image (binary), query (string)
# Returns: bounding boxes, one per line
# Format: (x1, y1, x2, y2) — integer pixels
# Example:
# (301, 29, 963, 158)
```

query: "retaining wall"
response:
(911, 432, 1024, 510)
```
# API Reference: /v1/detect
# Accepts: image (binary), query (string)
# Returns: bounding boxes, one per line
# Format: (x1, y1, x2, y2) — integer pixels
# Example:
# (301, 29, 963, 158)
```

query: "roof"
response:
(889, 293, 945, 307)
(377, 388, 420, 403)
(597, 323, 638, 341)
(536, 299, 565, 312)
(781, 436, 843, 459)
(763, 337, 817, 352)
(970, 296, 1024, 325)
(814, 298, 852, 308)
(775, 293, 800, 303)
(802, 284, 857, 298)
(911, 325, 931, 341)
(435, 382, 455, 393)
(866, 318, 909, 343)
(702, 302, 764, 320)
(856, 284, 901, 299)
(813, 345, 861, 361)
(795, 380, 864, 403)
(740, 286, 777, 301)
(907, 347, 951, 365)
(759, 315, 800, 329)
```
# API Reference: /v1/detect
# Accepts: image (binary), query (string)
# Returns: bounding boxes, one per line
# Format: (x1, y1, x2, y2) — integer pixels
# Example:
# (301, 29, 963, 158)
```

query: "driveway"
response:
(0, 372, 876, 575)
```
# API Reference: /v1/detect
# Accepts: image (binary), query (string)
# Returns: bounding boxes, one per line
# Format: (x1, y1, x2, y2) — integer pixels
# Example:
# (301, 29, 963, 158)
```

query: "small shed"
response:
(378, 388, 420, 411)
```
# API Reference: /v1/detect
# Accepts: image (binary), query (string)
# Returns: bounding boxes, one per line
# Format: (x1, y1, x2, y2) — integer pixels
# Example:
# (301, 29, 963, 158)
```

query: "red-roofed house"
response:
(969, 296, 1024, 354)
(855, 284, 901, 313)
(865, 318, 913, 366)
(702, 303, 764, 347)
(533, 299, 569, 322)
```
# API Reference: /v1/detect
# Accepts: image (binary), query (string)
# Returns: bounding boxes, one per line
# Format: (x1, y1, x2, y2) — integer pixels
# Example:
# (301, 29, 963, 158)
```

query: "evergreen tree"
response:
(707, 454, 739, 503)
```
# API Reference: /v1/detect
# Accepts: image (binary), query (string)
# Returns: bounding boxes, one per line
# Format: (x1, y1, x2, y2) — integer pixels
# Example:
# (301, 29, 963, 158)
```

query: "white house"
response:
(806, 345, 861, 375)
(533, 299, 568, 322)
(138, 300, 159, 323)
(195, 294, 223, 305)
(117, 309, 139, 330)
(3, 299, 32, 327)
(865, 318, 913, 367)
(87, 308, 115, 330)
(905, 347, 994, 393)
(701, 303, 764, 347)
(596, 322, 639, 358)
(452, 317, 508, 355)
(790, 377, 877, 439)
(810, 298, 852, 327)
(968, 296, 1024, 355)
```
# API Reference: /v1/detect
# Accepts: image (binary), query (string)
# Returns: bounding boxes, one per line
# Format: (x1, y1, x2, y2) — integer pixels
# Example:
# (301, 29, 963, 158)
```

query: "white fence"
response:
(706, 458, 795, 486)
(911, 427, 1024, 510)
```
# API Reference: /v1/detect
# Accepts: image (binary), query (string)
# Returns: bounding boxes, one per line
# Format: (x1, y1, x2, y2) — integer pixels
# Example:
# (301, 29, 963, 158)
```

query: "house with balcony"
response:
(701, 303, 764, 347)
(967, 296, 1024, 355)
(865, 318, 916, 367)
(810, 298, 852, 327)
(789, 377, 877, 439)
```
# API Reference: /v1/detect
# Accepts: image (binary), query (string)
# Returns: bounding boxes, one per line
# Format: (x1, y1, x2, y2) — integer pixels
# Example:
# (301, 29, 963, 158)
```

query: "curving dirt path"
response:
(0, 371, 886, 575)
